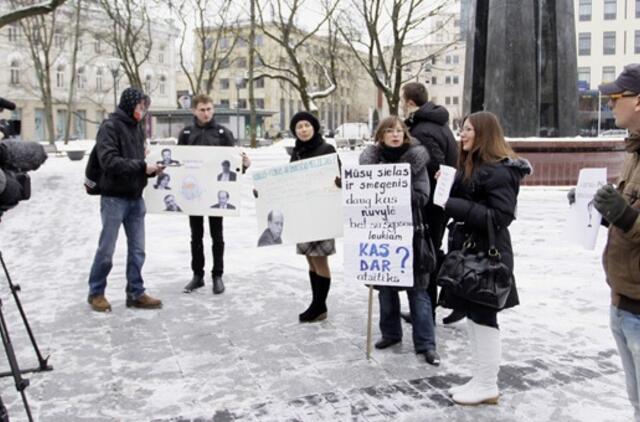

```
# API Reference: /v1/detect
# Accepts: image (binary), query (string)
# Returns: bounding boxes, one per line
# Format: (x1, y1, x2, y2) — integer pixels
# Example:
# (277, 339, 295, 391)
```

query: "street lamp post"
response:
(107, 58, 122, 110)
(235, 76, 245, 141)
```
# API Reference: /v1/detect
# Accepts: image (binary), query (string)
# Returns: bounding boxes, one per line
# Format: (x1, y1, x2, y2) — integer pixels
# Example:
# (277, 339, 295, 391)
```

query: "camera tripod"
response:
(0, 251, 53, 421)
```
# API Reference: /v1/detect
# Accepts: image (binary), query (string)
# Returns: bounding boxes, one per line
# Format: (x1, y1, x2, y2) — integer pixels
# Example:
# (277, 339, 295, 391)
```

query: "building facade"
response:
(0, 2, 177, 143)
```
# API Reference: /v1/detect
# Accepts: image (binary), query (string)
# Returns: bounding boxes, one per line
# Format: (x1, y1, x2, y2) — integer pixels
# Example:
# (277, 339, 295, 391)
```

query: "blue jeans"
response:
(611, 305, 640, 421)
(378, 288, 436, 352)
(88, 196, 146, 300)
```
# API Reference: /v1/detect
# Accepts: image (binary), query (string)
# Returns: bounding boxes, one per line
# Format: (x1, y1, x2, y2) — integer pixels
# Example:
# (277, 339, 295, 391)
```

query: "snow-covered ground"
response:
(0, 145, 631, 421)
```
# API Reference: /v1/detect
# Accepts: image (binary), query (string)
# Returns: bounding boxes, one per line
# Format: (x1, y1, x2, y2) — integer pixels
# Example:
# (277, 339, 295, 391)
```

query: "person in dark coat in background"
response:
(400, 82, 461, 325)
(359, 115, 440, 366)
(87, 87, 163, 312)
(289, 111, 340, 323)
(441, 111, 531, 405)
(178, 94, 251, 295)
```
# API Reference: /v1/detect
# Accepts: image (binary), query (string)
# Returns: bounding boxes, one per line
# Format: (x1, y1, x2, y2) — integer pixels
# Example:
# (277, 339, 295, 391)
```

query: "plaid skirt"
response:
(296, 239, 336, 256)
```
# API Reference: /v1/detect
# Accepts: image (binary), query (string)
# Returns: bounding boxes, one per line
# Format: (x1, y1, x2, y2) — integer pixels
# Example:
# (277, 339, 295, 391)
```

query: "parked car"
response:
(334, 122, 370, 150)
(599, 129, 628, 138)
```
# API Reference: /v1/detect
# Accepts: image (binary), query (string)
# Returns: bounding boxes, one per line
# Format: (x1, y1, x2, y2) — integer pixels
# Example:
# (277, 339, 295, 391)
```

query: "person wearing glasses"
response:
(594, 64, 640, 421)
(359, 116, 440, 366)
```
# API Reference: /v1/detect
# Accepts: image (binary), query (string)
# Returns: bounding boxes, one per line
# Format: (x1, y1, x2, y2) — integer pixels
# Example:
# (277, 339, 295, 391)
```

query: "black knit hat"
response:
(118, 87, 150, 117)
(290, 111, 320, 136)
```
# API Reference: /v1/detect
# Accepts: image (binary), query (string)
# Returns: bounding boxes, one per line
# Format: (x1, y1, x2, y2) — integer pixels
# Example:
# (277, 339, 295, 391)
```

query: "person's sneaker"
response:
(423, 349, 441, 366)
(88, 295, 111, 312)
(126, 293, 162, 309)
(183, 274, 205, 293)
(212, 275, 225, 294)
(374, 337, 401, 349)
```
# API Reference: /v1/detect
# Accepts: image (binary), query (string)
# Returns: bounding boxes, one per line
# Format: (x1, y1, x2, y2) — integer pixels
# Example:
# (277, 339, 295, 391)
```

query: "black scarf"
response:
(379, 143, 410, 163)
(292, 133, 323, 158)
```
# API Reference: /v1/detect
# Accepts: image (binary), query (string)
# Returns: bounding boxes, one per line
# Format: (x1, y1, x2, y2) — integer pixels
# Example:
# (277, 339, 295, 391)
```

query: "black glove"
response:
(252, 188, 258, 199)
(567, 188, 576, 205)
(593, 184, 638, 232)
(334, 176, 342, 188)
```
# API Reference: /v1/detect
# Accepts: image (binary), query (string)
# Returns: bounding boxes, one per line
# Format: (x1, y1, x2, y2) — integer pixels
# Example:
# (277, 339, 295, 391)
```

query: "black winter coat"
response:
(289, 138, 336, 162)
(96, 109, 148, 198)
(405, 102, 458, 249)
(178, 117, 236, 147)
(359, 141, 431, 289)
(439, 158, 532, 311)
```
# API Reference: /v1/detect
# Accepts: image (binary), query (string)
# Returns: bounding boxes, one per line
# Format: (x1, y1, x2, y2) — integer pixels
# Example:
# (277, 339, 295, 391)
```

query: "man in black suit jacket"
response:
(217, 160, 237, 181)
(211, 190, 236, 210)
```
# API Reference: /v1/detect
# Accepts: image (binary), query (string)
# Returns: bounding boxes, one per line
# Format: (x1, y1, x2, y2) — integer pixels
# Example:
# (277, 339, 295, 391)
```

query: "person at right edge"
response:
(591, 64, 640, 421)
(400, 82, 461, 325)
(441, 111, 531, 405)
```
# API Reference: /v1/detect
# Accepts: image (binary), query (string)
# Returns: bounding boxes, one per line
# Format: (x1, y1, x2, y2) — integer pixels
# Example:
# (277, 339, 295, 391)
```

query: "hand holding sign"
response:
(433, 165, 456, 208)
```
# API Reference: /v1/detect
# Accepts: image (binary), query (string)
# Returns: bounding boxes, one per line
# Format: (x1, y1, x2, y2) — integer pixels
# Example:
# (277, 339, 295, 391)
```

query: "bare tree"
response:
(170, 0, 240, 96)
(337, 0, 459, 114)
(248, 0, 257, 147)
(0, 0, 67, 28)
(98, 0, 154, 90)
(255, 0, 340, 112)
(63, 0, 83, 144)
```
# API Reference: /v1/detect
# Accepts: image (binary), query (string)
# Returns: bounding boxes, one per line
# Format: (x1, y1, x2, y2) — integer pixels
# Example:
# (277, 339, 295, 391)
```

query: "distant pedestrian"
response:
(359, 116, 440, 366)
(593, 64, 640, 421)
(440, 111, 531, 405)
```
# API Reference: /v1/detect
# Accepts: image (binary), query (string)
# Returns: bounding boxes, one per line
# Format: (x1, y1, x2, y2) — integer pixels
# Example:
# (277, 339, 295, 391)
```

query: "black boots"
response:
(183, 274, 205, 293)
(212, 275, 225, 294)
(443, 309, 466, 325)
(299, 272, 330, 322)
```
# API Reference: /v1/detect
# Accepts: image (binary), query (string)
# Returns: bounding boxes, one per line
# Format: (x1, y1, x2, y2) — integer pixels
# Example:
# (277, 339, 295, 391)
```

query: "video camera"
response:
(0, 97, 47, 220)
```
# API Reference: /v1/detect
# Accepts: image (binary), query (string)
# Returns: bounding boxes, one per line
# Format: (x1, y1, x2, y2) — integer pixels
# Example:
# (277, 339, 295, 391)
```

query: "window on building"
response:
(603, 31, 616, 55)
(255, 98, 265, 109)
(637, 0, 640, 17)
(144, 74, 152, 93)
(56, 109, 67, 139)
(8, 24, 18, 43)
(445, 76, 451, 84)
(445, 96, 451, 105)
(255, 77, 264, 88)
(452, 97, 459, 105)
(96, 67, 103, 91)
(453, 76, 459, 84)
(636, 30, 640, 54)
(431, 76, 437, 85)
(220, 78, 230, 89)
(578, 67, 591, 86)
(238, 99, 247, 109)
(578, 33, 591, 56)
(254, 56, 263, 66)
(219, 58, 229, 69)
(256, 34, 264, 46)
(604, 0, 616, 20)
(219, 99, 230, 108)
(602, 66, 616, 82)
(579, 0, 592, 21)
(237, 38, 248, 48)
(220, 37, 229, 49)
(453, 55, 459, 64)
(280, 98, 286, 130)
(54, 32, 64, 48)
(204, 37, 213, 49)
(74, 110, 86, 139)
(10, 59, 19, 85)
(445, 55, 452, 64)
(95, 110, 105, 130)
(76, 66, 86, 89)
(236, 57, 247, 68)
(159, 75, 166, 95)
(56, 64, 65, 88)
(204, 59, 214, 70)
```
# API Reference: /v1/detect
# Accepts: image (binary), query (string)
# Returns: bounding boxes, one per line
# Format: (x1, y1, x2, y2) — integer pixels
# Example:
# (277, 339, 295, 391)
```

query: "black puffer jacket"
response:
(289, 137, 336, 162)
(96, 108, 148, 198)
(439, 158, 532, 311)
(178, 117, 236, 147)
(359, 141, 431, 289)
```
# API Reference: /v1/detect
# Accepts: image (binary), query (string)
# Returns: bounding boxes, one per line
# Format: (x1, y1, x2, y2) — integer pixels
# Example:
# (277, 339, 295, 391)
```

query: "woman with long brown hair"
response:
(440, 111, 531, 405)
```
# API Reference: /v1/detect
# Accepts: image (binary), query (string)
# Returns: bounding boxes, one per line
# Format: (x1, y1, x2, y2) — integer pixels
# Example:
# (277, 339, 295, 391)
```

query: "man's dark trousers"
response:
(189, 216, 224, 277)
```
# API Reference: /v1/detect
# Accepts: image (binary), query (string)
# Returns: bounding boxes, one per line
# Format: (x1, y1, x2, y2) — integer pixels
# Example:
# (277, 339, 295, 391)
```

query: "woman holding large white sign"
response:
(439, 111, 531, 405)
(359, 116, 440, 366)
(289, 112, 340, 323)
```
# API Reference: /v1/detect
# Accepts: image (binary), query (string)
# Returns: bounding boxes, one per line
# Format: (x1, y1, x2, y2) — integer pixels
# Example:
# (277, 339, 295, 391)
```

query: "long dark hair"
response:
(459, 111, 518, 181)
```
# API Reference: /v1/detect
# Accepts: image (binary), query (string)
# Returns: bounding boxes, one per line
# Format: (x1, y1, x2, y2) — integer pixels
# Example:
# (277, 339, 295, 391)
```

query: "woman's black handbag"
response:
(413, 208, 437, 275)
(436, 211, 513, 309)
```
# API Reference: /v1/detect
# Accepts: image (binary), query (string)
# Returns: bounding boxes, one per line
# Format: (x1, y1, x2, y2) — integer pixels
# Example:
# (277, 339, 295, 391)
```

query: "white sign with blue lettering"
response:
(342, 163, 413, 287)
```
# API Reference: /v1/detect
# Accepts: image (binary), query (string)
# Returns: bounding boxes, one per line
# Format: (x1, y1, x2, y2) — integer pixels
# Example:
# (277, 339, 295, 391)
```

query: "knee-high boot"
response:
(452, 323, 500, 405)
(299, 272, 329, 322)
(448, 319, 478, 396)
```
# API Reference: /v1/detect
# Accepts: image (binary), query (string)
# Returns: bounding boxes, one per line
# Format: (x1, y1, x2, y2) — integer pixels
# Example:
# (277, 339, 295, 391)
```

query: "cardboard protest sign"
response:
(565, 167, 607, 250)
(342, 163, 414, 287)
(253, 153, 342, 247)
(144, 145, 242, 216)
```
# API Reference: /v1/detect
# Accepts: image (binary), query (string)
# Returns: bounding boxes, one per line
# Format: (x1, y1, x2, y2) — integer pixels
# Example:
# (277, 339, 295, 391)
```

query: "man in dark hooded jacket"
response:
(87, 87, 163, 313)
(401, 82, 460, 324)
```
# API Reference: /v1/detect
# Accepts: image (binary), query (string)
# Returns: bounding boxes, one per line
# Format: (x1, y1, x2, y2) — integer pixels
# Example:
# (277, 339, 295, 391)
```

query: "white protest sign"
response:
(252, 153, 342, 247)
(433, 165, 456, 208)
(564, 167, 607, 250)
(144, 145, 242, 216)
(342, 163, 414, 287)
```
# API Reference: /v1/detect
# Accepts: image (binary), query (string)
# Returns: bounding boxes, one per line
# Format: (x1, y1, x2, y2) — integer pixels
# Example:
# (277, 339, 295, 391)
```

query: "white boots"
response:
(450, 319, 501, 405)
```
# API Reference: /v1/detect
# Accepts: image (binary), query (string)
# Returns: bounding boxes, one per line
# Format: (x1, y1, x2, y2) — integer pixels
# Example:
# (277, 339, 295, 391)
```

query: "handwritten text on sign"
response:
(343, 163, 414, 287)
